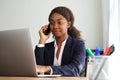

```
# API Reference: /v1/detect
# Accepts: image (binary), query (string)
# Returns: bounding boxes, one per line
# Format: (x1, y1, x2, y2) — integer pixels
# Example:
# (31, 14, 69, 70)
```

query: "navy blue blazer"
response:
(35, 36, 86, 76)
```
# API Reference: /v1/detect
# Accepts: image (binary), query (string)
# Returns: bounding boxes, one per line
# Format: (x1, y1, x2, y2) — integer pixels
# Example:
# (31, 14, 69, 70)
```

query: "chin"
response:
(54, 34, 61, 37)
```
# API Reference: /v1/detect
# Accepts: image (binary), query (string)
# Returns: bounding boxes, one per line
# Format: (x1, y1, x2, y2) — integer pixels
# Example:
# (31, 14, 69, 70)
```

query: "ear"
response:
(67, 21, 71, 28)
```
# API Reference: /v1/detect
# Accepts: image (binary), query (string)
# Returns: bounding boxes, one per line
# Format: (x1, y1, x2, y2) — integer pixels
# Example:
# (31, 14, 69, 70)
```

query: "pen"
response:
(95, 46, 100, 56)
(103, 47, 110, 56)
(86, 48, 94, 56)
(107, 44, 115, 55)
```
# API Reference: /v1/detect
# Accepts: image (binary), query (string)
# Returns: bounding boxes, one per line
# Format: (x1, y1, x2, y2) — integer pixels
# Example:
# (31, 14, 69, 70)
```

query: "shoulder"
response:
(67, 36, 85, 46)
(73, 39, 85, 50)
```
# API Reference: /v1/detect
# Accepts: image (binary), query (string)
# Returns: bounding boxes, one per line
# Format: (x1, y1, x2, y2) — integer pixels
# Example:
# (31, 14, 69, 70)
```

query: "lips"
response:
(53, 30, 60, 34)
(53, 31, 60, 34)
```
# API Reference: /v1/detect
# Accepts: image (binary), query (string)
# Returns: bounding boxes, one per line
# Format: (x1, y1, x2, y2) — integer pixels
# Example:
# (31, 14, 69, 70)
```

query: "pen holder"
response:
(89, 56, 110, 80)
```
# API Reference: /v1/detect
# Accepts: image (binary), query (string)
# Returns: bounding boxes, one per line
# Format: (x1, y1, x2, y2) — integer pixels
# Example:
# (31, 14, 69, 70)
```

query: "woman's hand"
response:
(38, 25, 51, 44)
(36, 65, 51, 74)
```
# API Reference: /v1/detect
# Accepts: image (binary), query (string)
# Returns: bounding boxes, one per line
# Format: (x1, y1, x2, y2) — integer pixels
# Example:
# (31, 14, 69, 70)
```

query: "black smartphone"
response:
(43, 24, 50, 35)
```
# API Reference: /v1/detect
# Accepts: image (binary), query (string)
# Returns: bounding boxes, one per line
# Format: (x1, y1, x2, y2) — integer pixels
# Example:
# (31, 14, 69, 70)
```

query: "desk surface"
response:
(0, 76, 89, 80)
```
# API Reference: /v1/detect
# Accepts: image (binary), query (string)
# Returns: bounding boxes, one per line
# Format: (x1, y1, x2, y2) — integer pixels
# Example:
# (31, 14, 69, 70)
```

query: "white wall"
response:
(101, 0, 109, 49)
(118, 0, 120, 48)
(0, 0, 103, 49)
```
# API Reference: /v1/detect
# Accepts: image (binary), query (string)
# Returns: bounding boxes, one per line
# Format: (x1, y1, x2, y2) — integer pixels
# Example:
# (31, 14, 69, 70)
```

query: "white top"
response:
(53, 39, 67, 66)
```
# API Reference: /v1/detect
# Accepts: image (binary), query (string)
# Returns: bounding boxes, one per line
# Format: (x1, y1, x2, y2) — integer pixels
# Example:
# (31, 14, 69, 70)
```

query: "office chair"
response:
(80, 52, 88, 77)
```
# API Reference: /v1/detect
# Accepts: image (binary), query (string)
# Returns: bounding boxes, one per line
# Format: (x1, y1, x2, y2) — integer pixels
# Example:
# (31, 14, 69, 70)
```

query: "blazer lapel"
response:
(61, 36, 73, 65)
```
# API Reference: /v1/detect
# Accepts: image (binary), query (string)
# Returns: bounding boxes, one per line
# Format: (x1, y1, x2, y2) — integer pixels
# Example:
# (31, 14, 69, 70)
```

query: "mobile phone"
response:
(43, 24, 50, 35)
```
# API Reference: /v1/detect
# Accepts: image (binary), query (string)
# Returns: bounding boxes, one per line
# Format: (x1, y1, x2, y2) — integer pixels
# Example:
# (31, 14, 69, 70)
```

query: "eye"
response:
(49, 22, 54, 25)
(58, 21, 63, 25)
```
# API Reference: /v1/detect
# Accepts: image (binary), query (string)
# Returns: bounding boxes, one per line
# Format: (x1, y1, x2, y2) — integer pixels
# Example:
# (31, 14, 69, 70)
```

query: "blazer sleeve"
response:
(34, 42, 54, 65)
(50, 40, 86, 76)
(34, 46, 45, 65)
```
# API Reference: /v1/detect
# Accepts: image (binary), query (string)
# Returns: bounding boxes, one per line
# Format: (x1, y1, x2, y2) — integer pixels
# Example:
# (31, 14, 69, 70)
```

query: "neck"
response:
(55, 35, 68, 45)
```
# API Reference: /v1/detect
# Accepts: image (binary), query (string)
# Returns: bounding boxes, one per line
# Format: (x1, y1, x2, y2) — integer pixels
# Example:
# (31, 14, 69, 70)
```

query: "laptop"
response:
(0, 28, 61, 77)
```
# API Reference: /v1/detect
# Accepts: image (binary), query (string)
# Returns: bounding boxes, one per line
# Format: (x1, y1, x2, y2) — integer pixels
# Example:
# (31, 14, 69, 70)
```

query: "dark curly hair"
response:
(48, 6, 82, 40)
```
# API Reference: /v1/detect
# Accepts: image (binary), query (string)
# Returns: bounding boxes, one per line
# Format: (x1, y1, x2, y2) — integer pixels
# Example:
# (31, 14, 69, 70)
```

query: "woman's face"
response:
(49, 13, 70, 38)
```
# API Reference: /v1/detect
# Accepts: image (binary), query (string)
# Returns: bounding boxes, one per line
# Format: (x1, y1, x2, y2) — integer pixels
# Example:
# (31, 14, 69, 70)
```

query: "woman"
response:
(35, 6, 86, 76)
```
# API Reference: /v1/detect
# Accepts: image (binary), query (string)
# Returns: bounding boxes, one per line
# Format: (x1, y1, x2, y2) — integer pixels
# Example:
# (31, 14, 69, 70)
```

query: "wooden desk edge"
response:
(0, 76, 89, 80)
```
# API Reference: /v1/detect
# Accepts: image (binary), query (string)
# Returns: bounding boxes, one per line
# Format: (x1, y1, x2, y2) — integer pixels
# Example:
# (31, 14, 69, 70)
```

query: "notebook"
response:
(0, 28, 61, 77)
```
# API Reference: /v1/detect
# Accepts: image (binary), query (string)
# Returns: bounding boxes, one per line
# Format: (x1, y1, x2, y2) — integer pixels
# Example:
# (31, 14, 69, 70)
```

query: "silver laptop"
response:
(0, 28, 61, 77)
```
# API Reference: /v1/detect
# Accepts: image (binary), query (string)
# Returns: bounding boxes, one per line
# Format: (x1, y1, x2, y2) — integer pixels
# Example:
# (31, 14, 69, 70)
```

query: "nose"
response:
(53, 23, 58, 28)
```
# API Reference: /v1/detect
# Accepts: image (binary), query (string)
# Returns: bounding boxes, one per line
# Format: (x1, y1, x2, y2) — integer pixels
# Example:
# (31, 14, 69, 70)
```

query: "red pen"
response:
(103, 47, 110, 56)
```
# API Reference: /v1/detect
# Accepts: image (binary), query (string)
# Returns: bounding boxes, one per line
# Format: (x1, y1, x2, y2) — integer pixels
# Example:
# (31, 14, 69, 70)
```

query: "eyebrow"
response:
(57, 18, 64, 21)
